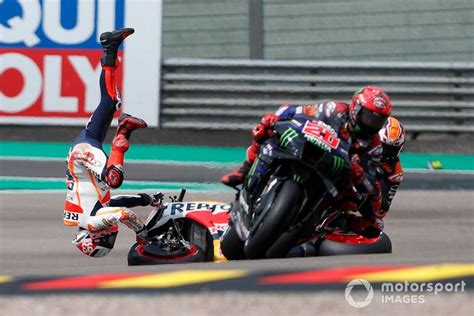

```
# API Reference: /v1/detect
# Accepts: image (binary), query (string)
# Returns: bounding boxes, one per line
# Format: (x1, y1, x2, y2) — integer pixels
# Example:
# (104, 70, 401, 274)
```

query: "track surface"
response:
(1, 189, 472, 276)
(1, 153, 473, 315)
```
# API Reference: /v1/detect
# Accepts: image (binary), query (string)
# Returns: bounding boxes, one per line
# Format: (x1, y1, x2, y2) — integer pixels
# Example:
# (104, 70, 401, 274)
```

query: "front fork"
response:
(244, 157, 270, 195)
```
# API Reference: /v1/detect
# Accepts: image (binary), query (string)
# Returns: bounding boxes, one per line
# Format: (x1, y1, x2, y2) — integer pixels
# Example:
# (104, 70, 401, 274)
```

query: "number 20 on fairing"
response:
(302, 121, 341, 149)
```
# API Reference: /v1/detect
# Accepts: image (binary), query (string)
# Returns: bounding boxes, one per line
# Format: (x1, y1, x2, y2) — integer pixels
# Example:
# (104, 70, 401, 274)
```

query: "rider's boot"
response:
(99, 28, 134, 102)
(221, 160, 252, 187)
(112, 113, 147, 151)
(221, 138, 261, 187)
(108, 113, 147, 168)
(222, 112, 276, 187)
(100, 28, 135, 67)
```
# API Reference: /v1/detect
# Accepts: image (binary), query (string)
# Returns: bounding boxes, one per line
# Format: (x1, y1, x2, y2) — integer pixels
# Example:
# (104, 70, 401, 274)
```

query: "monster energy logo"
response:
(280, 128, 298, 147)
(332, 156, 345, 174)
(245, 160, 259, 188)
(293, 173, 302, 183)
(249, 160, 258, 177)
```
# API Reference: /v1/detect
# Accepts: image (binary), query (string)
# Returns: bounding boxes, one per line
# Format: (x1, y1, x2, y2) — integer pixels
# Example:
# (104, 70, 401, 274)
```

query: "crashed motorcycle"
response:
(128, 189, 230, 265)
(221, 115, 391, 260)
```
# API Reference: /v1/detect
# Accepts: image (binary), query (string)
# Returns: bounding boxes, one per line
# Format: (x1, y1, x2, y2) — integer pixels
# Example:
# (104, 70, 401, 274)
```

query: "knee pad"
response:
(73, 227, 118, 257)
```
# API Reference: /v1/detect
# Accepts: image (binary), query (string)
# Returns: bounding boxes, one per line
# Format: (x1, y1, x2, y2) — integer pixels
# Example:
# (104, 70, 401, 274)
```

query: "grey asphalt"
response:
(0, 189, 472, 276)
(1, 160, 473, 315)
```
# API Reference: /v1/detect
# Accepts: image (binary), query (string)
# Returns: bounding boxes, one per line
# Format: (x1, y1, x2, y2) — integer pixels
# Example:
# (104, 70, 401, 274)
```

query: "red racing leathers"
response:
(377, 157, 404, 218)
(346, 135, 385, 237)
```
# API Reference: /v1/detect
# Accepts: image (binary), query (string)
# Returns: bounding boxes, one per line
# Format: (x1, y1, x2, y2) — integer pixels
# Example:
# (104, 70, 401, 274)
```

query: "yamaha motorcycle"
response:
(221, 115, 391, 260)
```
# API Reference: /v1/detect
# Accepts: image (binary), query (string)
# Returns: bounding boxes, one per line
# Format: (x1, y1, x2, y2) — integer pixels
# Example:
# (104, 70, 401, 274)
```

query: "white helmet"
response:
(73, 227, 118, 257)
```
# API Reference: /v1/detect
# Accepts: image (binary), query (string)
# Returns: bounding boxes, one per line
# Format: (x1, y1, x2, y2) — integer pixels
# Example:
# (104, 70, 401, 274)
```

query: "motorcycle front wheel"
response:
(221, 224, 246, 260)
(244, 179, 302, 259)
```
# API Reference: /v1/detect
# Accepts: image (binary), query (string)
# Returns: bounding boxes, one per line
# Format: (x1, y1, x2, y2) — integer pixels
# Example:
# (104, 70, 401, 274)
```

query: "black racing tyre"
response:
(317, 232, 392, 256)
(244, 180, 302, 259)
(127, 242, 205, 265)
(221, 225, 245, 260)
(265, 228, 301, 259)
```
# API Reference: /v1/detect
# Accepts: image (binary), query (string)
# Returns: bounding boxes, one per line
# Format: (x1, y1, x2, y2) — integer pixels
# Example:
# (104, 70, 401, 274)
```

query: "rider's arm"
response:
(379, 160, 404, 216)
(109, 192, 163, 208)
(254, 104, 315, 142)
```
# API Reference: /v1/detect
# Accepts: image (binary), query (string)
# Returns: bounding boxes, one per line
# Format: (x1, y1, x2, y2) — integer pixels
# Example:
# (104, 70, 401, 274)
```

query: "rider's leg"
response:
(84, 28, 135, 144)
(220, 142, 259, 187)
(87, 207, 148, 244)
(222, 113, 278, 186)
(106, 113, 148, 183)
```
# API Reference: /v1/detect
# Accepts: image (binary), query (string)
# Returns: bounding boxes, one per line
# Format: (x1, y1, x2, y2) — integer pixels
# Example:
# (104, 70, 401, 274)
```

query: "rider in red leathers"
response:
(377, 117, 405, 217)
(221, 86, 392, 237)
(346, 116, 405, 238)
(64, 28, 162, 257)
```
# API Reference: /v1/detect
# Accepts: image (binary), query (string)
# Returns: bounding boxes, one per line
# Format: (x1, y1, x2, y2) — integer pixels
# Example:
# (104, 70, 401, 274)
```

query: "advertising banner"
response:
(0, 0, 162, 127)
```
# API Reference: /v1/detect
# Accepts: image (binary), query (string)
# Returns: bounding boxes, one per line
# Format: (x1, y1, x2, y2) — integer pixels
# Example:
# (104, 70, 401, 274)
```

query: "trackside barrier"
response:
(161, 58, 474, 133)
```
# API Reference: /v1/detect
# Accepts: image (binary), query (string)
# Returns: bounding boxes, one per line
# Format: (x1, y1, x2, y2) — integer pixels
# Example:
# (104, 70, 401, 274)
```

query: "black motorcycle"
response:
(221, 115, 356, 259)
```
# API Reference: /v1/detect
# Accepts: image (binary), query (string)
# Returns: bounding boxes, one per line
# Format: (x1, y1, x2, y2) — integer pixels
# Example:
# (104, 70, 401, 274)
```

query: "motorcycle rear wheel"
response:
(127, 241, 205, 265)
(316, 232, 392, 256)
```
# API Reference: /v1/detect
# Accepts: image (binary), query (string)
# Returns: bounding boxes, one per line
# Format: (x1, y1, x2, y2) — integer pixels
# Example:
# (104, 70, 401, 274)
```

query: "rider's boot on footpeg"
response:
(221, 161, 252, 187)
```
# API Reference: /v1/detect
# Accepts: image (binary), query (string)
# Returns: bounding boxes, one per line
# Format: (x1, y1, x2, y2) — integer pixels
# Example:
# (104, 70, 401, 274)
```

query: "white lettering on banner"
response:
(43, 0, 95, 45)
(0, 0, 162, 127)
(43, 55, 78, 112)
(0, 0, 116, 47)
(69, 56, 102, 113)
(0, 53, 42, 113)
(0, 0, 41, 46)
(96, 0, 117, 43)
(1, 53, 102, 114)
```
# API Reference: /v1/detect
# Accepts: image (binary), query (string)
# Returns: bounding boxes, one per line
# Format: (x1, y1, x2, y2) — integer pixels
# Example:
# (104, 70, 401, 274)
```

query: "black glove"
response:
(137, 192, 164, 207)
(148, 192, 164, 207)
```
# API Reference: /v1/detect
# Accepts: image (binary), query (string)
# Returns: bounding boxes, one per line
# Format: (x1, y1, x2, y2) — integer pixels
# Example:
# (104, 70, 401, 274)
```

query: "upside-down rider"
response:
(64, 28, 162, 257)
(221, 85, 392, 238)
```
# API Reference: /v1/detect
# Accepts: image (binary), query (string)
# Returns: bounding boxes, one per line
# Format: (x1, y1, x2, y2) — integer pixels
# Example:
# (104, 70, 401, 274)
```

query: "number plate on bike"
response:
(302, 120, 340, 151)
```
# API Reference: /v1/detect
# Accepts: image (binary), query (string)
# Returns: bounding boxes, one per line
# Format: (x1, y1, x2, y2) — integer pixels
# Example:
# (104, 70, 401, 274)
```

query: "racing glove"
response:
(252, 113, 278, 143)
(141, 192, 164, 207)
(350, 154, 364, 184)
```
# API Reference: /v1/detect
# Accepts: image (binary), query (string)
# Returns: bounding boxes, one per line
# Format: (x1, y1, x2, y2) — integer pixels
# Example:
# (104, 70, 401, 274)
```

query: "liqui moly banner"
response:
(0, 0, 162, 127)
